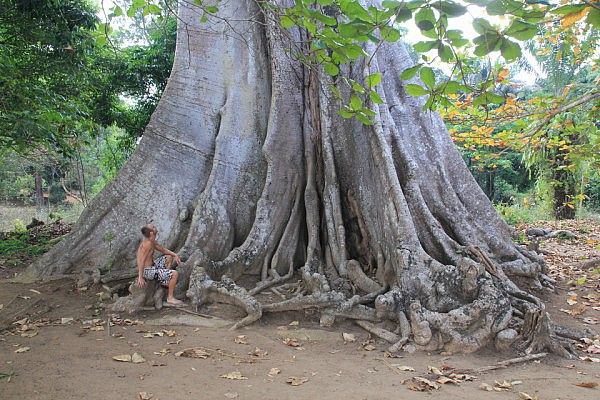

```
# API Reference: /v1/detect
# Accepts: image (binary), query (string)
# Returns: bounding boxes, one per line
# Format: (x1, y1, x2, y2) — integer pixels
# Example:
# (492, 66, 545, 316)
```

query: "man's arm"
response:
(155, 243, 182, 265)
(136, 243, 149, 287)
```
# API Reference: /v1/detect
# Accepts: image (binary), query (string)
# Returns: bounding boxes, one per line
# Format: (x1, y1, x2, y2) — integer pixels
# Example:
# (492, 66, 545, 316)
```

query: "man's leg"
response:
(166, 270, 183, 305)
(164, 255, 174, 269)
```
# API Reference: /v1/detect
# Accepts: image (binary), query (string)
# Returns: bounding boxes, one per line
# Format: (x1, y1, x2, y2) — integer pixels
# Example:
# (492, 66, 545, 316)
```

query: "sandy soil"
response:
(1, 220, 599, 400)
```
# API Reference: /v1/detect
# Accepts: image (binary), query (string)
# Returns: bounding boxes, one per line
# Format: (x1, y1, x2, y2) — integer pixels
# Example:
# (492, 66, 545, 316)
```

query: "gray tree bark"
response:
(24, 0, 573, 355)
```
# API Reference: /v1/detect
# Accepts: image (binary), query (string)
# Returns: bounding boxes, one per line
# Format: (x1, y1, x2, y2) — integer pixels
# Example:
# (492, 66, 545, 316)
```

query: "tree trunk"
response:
(34, 170, 44, 210)
(24, 0, 572, 355)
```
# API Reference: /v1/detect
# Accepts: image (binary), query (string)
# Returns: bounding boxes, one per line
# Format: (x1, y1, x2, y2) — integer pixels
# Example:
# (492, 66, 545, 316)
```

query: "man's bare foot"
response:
(165, 298, 184, 307)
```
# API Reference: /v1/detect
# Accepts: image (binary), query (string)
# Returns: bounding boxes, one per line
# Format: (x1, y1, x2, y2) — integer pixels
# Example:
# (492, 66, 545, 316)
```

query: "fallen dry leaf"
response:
(406, 377, 440, 391)
(154, 348, 170, 356)
(363, 344, 376, 351)
(479, 383, 493, 391)
(150, 360, 166, 367)
(518, 392, 536, 400)
(283, 338, 301, 347)
(220, 371, 247, 380)
(448, 373, 475, 382)
(571, 303, 588, 316)
(391, 365, 415, 371)
(428, 366, 443, 375)
(286, 376, 309, 386)
(175, 348, 210, 359)
(268, 367, 281, 377)
(112, 354, 132, 362)
(29, 289, 41, 295)
(342, 333, 356, 343)
(495, 380, 513, 389)
(14, 346, 30, 353)
(132, 352, 146, 364)
(437, 376, 457, 385)
(580, 356, 600, 362)
(585, 345, 600, 354)
(234, 335, 248, 344)
(224, 393, 239, 399)
(143, 332, 164, 338)
(0, 304, 3, 310)
(61, 317, 74, 324)
(289, 321, 299, 326)
(574, 381, 598, 388)
(21, 330, 38, 338)
(163, 330, 176, 337)
(249, 347, 267, 357)
(138, 392, 153, 400)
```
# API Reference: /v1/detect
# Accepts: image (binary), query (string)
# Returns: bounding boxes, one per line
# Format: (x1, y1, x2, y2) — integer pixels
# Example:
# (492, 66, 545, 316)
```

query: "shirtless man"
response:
(137, 223, 183, 306)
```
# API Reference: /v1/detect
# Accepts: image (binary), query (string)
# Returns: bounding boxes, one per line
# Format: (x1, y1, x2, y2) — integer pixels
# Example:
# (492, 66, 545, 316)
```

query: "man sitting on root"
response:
(137, 223, 183, 306)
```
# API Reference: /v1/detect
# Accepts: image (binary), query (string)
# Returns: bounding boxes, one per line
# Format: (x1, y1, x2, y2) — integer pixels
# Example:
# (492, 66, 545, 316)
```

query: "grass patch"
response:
(495, 203, 553, 225)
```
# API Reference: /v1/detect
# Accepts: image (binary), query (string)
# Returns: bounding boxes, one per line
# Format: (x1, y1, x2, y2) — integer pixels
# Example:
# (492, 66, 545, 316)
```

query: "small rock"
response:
(402, 344, 417, 354)
(525, 228, 547, 237)
(495, 328, 518, 351)
(547, 229, 577, 240)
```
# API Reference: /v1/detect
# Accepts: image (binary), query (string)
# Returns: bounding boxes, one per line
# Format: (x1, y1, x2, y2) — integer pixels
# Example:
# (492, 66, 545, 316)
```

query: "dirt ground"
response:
(1, 220, 599, 400)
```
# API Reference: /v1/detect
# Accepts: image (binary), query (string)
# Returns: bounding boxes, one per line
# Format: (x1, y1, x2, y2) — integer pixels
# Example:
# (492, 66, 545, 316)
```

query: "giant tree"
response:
(24, 0, 593, 356)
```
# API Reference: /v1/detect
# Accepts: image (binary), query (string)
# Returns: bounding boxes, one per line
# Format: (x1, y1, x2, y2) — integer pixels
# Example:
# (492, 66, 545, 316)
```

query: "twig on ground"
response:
(472, 353, 548, 373)
(175, 306, 214, 319)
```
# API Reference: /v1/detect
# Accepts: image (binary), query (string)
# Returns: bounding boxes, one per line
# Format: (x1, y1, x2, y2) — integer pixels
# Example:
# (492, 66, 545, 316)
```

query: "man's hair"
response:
(141, 226, 152, 238)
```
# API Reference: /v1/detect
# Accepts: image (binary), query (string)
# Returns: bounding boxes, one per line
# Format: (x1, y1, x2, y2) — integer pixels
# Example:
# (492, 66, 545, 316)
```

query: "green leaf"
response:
(318, 0, 334, 5)
(431, 1, 467, 17)
(500, 39, 521, 61)
(400, 65, 421, 80)
(112, 5, 124, 17)
(369, 90, 384, 104)
(473, 91, 504, 106)
(473, 18, 494, 34)
(355, 113, 373, 125)
(396, 6, 413, 22)
(380, 26, 401, 42)
(341, 2, 372, 22)
(127, 0, 146, 17)
(505, 20, 537, 41)
(413, 40, 437, 52)
(344, 44, 365, 60)
(587, 7, 600, 29)
(405, 84, 429, 96)
(145, 4, 162, 15)
(366, 72, 382, 87)
(339, 107, 354, 119)
(473, 33, 501, 56)
(443, 80, 467, 94)
(552, 4, 587, 15)
(324, 62, 339, 76)
(350, 94, 363, 110)
(339, 23, 359, 38)
(415, 7, 436, 31)
(419, 67, 435, 89)
(314, 12, 337, 26)
(352, 81, 365, 94)
(200, 13, 208, 23)
(437, 43, 453, 62)
(280, 16, 294, 29)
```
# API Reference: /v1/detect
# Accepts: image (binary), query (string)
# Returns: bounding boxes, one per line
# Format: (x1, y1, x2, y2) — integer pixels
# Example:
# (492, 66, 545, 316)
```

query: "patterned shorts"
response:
(143, 256, 173, 286)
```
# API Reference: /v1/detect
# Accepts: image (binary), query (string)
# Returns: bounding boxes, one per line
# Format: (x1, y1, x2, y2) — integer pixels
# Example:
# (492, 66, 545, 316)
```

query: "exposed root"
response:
(249, 259, 295, 296)
(112, 281, 165, 314)
(346, 259, 382, 293)
(186, 267, 262, 330)
(355, 320, 400, 343)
